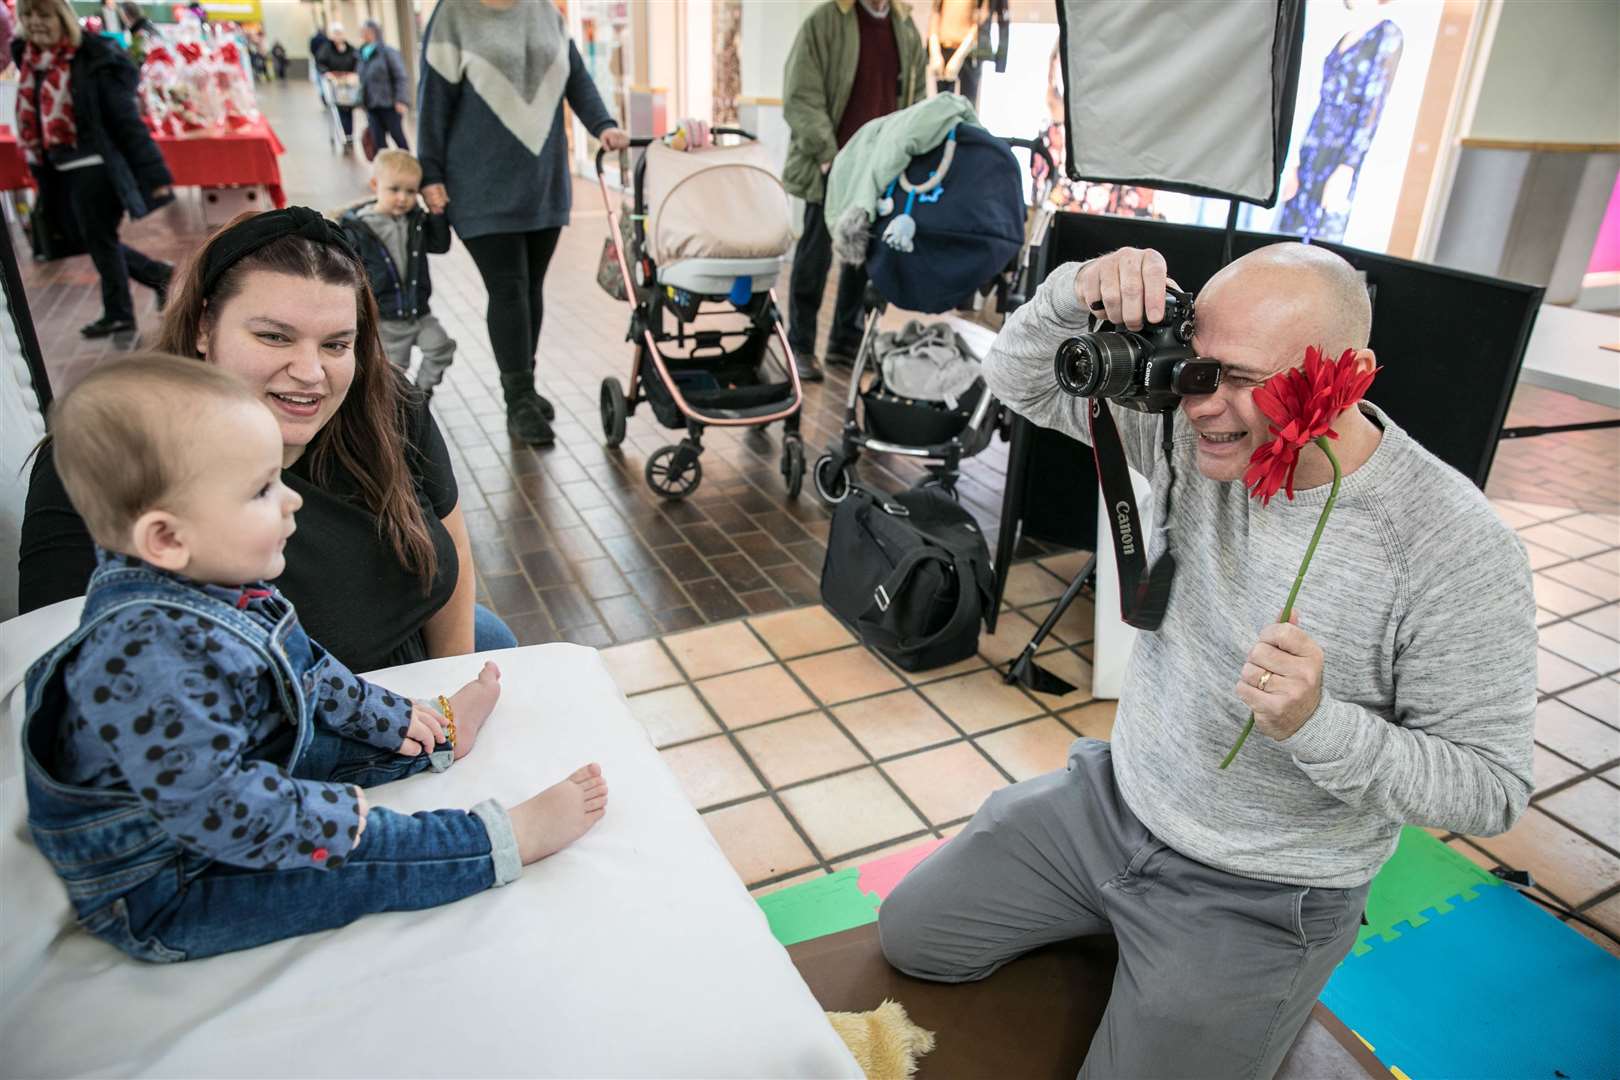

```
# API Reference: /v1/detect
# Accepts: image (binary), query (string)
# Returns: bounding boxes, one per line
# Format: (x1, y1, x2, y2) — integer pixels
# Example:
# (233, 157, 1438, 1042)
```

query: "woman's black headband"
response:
(199, 206, 359, 298)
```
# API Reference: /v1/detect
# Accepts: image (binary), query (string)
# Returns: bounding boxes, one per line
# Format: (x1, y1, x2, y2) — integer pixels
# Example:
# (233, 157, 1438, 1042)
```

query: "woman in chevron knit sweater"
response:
(417, 0, 629, 447)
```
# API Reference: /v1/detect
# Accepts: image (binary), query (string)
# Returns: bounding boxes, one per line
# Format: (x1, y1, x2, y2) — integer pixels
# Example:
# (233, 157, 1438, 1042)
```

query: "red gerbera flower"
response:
(1219, 345, 1379, 770)
(1242, 346, 1378, 506)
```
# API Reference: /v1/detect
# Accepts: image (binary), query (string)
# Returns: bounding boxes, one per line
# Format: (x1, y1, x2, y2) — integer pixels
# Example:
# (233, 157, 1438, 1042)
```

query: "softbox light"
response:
(1056, 0, 1306, 206)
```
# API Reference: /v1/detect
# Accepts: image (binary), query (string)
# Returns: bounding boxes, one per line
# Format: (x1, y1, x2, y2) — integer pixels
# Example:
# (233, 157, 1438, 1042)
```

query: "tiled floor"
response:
(601, 505, 1620, 959)
(13, 80, 1620, 961)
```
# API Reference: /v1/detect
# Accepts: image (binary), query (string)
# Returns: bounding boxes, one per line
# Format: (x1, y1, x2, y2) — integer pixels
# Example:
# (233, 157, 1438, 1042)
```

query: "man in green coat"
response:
(783, 0, 926, 381)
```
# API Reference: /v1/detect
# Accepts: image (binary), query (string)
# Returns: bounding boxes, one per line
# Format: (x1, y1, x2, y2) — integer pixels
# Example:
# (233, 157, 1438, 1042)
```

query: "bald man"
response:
(878, 245, 1537, 1079)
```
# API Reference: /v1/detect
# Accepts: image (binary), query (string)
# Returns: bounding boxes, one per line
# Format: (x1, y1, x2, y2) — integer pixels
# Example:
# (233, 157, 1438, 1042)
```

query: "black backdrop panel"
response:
(1015, 214, 1542, 551)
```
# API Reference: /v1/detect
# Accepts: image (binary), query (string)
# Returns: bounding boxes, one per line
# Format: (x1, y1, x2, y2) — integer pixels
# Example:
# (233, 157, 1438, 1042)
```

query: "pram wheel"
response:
(600, 377, 628, 448)
(781, 438, 805, 499)
(646, 443, 703, 499)
(812, 454, 851, 505)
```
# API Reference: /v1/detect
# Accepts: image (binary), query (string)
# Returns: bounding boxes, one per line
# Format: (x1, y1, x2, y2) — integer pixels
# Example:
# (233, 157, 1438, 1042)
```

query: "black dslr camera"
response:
(1052, 288, 1221, 413)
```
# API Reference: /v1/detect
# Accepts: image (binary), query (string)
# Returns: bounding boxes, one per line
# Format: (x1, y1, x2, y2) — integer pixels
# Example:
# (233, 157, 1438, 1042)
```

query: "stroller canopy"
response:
(866, 125, 1025, 314)
(643, 141, 795, 268)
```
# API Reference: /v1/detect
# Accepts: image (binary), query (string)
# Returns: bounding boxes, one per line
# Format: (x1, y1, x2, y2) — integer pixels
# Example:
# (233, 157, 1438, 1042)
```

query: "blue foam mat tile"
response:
(1323, 885, 1620, 1080)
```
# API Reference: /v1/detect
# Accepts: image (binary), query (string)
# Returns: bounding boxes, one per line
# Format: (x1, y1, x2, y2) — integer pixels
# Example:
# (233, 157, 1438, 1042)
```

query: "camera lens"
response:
(1055, 332, 1141, 399)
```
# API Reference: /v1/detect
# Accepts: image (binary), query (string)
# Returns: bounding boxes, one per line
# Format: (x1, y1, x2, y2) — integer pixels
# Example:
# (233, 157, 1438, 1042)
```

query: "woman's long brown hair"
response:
(157, 211, 438, 591)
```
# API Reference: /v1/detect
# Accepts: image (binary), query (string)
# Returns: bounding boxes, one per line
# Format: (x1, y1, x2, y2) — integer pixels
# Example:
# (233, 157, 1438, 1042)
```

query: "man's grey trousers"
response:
(878, 739, 1369, 1079)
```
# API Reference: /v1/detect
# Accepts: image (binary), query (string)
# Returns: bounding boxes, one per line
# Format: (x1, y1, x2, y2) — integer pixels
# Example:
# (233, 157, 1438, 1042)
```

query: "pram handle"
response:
(594, 128, 760, 177)
(1000, 136, 1056, 181)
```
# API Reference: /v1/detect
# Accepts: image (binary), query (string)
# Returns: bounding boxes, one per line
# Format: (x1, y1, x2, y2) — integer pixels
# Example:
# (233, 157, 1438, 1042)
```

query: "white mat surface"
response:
(0, 618, 858, 1079)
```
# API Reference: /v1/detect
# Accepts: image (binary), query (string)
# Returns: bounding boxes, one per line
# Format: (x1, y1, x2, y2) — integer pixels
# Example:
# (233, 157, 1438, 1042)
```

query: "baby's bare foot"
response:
(448, 661, 501, 760)
(510, 764, 609, 864)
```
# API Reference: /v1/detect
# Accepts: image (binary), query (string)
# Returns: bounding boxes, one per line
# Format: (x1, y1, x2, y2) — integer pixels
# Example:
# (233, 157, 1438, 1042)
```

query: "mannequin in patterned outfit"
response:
(1277, 11, 1404, 242)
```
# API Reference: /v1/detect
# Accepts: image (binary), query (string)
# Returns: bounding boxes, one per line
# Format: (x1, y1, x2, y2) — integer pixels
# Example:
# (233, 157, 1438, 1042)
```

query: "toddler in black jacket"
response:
(339, 150, 456, 394)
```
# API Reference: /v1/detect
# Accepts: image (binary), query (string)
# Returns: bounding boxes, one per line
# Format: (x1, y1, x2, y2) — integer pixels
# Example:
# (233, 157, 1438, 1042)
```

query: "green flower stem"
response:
(1219, 437, 1343, 770)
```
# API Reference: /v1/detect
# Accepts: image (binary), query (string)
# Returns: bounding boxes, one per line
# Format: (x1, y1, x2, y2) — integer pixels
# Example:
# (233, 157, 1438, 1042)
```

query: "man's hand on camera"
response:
(1234, 613, 1324, 742)
(1075, 247, 1169, 331)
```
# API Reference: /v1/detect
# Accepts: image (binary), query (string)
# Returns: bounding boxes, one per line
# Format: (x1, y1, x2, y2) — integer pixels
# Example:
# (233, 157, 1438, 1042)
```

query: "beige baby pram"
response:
(595, 130, 805, 499)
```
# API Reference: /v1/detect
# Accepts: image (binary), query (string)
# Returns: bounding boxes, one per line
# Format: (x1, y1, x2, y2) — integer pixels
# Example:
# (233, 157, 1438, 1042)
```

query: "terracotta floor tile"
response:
(1582, 891, 1620, 939)
(778, 768, 927, 859)
(919, 670, 1044, 734)
(750, 869, 830, 897)
(1571, 912, 1620, 960)
(599, 639, 683, 696)
(1540, 780, 1620, 852)
(1446, 838, 1498, 872)
(662, 621, 773, 680)
(1535, 573, 1600, 615)
(659, 735, 764, 810)
(1534, 574, 1606, 617)
(899, 651, 989, 684)
(1468, 808, 1620, 905)
(1026, 649, 1097, 709)
(882, 742, 1008, 825)
(1544, 560, 1620, 603)
(695, 664, 817, 729)
(830, 837, 940, 870)
(1561, 679, 1620, 725)
(1539, 621, 1620, 675)
(1495, 499, 1570, 523)
(1060, 700, 1119, 741)
(1539, 648, 1596, 693)
(975, 609, 1063, 666)
(1587, 550, 1620, 576)
(977, 717, 1081, 782)
(626, 685, 720, 748)
(1001, 562, 1069, 606)
(736, 712, 867, 787)
(1574, 605, 1620, 643)
(1038, 550, 1096, 584)
(1018, 595, 1097, 646)
(703, 796, 819, 884)
(1522, 542, 1566, 571)
(1492, 502, 1539, 530)
(833, 689, 960, 759)
(790, 646, 905, 705)
(1536, 699, 1620, 767)
(747, 604, 855, 659)
(1534, 745, 1585, 795)
(1522, 522, 1610, 559)
(1560, 514, 1620, 545)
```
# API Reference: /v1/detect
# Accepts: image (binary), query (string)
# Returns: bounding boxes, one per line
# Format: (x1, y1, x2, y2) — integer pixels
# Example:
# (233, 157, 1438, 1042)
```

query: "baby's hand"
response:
(398, 701, 447, 756)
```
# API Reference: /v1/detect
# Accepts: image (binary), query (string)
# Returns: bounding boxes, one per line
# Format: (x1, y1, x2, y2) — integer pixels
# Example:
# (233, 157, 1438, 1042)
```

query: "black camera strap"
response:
(1087, 401, 1176, 630)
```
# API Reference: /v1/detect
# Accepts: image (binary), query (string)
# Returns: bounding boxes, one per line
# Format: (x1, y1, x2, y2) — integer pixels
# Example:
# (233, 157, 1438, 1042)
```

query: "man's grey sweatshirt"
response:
(984, 263, 1538, 887)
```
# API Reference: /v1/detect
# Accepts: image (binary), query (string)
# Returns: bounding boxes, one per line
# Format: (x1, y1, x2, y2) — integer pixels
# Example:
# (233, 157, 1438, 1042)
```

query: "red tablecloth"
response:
(0, 119, 286, 207)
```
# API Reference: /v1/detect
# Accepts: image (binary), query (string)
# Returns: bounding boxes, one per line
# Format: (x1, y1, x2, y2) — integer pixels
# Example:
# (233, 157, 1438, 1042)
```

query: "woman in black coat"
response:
(15, 0, 173, 338)
(317, 24, 360, 149)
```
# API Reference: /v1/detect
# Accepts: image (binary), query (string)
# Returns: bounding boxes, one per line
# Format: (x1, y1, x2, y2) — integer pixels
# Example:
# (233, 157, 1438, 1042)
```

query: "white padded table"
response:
(0, 602, 859, 1078)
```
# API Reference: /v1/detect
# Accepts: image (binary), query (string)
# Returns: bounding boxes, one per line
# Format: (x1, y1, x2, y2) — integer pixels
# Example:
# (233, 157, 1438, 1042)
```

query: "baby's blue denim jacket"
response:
(22, 552, 420, 927)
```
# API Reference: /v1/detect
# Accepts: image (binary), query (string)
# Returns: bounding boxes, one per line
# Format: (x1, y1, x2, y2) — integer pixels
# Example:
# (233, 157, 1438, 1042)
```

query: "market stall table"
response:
(0, 119, 286, 207)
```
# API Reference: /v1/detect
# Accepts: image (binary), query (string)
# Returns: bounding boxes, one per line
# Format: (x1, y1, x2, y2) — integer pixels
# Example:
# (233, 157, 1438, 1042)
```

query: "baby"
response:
(22, 355, 607, 962)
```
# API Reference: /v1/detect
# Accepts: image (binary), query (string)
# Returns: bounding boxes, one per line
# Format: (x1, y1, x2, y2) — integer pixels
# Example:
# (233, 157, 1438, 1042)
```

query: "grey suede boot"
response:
(500, 372, 555, 446)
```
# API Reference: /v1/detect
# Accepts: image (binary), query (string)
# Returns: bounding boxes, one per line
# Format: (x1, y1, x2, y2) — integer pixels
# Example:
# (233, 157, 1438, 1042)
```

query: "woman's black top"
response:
(19, 395, 461, 674)
(318, 41, 359, 75)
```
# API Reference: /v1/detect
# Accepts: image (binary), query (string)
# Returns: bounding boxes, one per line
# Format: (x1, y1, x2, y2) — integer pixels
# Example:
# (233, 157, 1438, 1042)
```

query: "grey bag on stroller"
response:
(874, 320, 982, 408)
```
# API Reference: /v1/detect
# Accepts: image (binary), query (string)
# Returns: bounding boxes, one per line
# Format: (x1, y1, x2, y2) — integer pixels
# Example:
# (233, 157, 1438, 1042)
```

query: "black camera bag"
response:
(820, 485, 994, 671)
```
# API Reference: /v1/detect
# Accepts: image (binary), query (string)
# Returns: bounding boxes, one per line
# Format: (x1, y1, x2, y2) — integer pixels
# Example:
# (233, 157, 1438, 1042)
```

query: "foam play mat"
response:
(761, 828, 1620, 1079)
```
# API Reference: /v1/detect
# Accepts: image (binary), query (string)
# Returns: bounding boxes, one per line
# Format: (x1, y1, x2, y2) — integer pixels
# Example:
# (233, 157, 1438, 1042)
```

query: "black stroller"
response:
(811, 129, 1056, 505)
(595, 131, 806, 500)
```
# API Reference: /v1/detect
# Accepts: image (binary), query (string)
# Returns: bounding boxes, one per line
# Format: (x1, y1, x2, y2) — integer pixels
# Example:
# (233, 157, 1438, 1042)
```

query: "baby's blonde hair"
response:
(52, 354, 261, 549)
(373, 149, 423, 184)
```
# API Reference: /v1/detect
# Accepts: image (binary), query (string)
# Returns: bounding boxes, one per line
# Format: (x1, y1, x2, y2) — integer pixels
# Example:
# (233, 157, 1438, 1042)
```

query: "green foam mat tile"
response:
(1351, 827, 1501, 957)
(757, 868, 881, 947)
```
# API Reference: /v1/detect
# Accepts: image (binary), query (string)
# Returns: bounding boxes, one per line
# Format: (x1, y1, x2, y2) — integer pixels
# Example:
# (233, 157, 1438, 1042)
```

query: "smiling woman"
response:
(19, 208, 516, 672)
